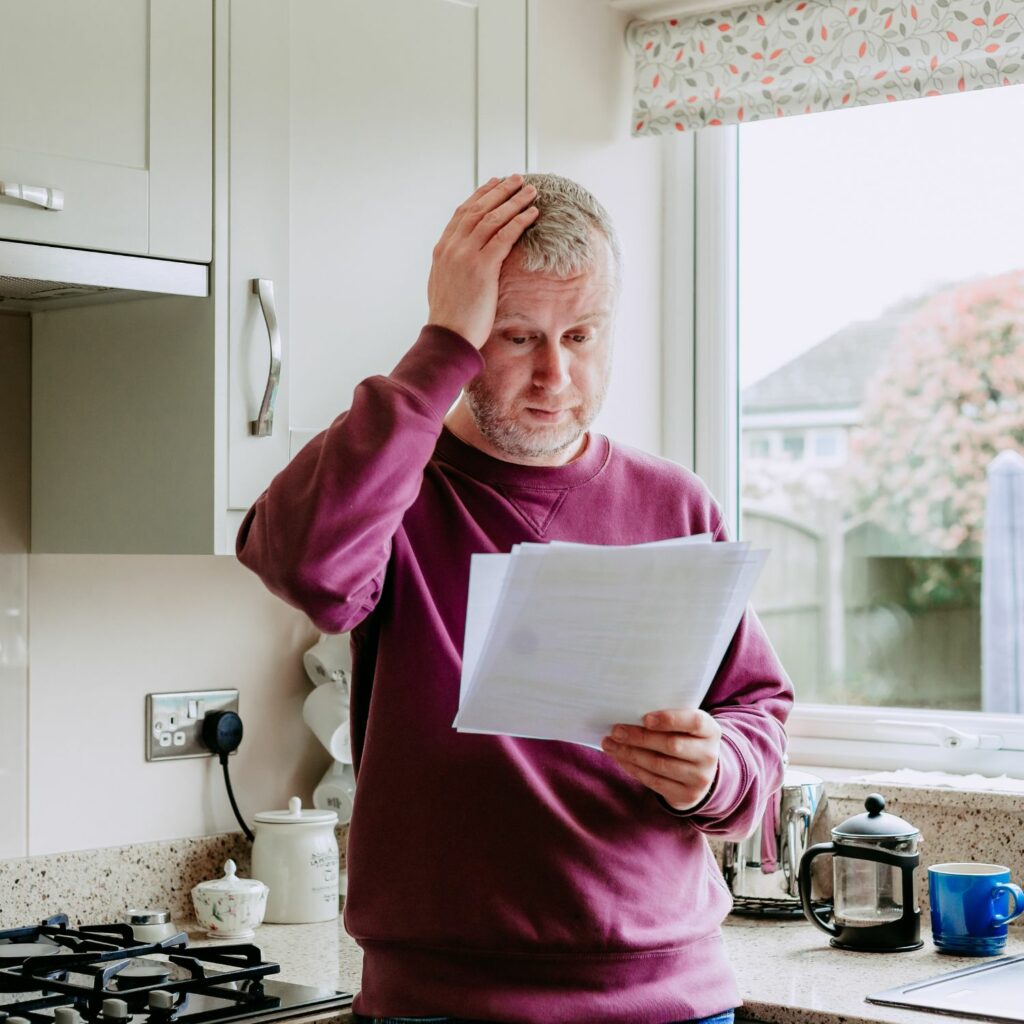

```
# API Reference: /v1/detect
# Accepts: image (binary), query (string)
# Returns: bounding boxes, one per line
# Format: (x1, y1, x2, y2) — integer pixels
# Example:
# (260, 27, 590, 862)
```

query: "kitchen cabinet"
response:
(30, 0, 527, 554)
(0, 0, 211, 262)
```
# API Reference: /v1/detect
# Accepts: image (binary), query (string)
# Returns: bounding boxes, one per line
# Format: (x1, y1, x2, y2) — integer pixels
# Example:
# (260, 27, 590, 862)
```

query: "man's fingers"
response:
(602, 732, 712, 769)
(435, 175, 509, 247)
(601, 709, 720, 810)
(613, 759, 705, 810)
(605, 742, 700, 780)
(457, 175, 527, 236)
(471, 182, 536, 248)
(644, 709, 716, 736)
(485, 203, 539, 259)
(605, 711, 719, 757)
(435, 176, 533, 255)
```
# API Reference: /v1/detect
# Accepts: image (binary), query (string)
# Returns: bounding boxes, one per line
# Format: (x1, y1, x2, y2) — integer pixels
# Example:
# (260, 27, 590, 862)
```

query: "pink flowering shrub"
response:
(848, 270, 1024, 608)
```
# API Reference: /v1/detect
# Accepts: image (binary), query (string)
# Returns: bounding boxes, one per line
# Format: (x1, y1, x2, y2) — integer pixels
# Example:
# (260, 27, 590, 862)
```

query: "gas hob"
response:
(0, 916, 353, 1024)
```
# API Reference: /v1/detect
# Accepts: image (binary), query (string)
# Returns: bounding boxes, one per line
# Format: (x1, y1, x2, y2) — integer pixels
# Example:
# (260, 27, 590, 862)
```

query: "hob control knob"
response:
(148, 991, 175, 1012)
(7, 1017, 31, 1024)
(102, 998, 130, 1021)
(55, 1010, 83, 1024)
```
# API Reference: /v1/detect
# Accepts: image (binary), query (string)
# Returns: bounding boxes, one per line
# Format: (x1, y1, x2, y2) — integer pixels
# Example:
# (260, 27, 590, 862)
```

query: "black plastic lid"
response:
(833, 793, 919, 839)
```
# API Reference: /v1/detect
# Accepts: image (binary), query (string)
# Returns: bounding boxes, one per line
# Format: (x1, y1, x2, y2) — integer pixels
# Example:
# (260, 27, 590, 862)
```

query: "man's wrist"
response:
(656, 762, 721, 818)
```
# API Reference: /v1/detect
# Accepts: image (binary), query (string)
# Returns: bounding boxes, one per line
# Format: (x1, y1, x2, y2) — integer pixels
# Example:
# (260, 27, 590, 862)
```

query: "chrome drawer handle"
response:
(0, 181, 64, 211)
(249, 278, 282, 438)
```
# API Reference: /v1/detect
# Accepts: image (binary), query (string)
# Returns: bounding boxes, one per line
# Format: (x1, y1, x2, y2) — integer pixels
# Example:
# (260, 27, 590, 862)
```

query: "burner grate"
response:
(0, 916, 350, 1024)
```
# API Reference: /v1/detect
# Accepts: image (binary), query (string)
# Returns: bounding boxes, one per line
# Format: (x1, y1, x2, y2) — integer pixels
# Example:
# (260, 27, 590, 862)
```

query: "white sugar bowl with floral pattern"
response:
(191, 859, 269, 938)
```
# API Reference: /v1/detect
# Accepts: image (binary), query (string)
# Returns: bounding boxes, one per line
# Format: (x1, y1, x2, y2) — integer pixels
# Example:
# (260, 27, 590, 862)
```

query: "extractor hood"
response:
(0, 239, 209, 312)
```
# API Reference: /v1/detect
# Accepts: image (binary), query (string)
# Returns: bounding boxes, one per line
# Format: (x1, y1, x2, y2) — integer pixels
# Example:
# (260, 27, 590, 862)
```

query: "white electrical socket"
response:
(146, 689, 240, 761)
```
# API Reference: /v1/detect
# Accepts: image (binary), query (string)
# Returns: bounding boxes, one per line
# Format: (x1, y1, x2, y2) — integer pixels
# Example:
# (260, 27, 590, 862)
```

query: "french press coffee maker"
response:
(798, 793, 922, 951)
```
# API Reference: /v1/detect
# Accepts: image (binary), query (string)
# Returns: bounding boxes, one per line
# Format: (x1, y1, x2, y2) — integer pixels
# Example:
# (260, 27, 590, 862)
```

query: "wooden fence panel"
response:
(741, 508, 825, 701)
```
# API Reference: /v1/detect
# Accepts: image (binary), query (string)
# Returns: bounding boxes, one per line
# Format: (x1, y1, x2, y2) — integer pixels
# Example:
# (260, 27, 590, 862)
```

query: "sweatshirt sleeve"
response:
(660, 513, 794, 839)
(680, 608, 793, 839)
(235, 326, 483, 634)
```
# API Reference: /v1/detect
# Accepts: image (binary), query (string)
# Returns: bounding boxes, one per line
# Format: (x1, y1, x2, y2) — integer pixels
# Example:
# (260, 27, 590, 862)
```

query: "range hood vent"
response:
(0, 239, 208, 312)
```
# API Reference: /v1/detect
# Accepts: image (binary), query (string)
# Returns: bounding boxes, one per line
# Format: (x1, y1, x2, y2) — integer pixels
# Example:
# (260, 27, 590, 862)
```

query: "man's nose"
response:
(532, 340, 571, 392)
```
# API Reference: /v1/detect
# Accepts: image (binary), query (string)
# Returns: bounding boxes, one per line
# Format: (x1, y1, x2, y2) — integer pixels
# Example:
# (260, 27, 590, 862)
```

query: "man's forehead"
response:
(495, 260, 616, 324)
(492, 307, 611, 326)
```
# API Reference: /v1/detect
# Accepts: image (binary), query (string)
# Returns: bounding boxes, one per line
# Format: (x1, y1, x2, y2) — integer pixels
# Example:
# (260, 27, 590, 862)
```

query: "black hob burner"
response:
(0, 916, 352, 1024)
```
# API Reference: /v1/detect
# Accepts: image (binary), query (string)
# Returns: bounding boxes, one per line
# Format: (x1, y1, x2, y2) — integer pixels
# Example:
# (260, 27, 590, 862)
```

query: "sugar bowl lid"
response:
(833, 793, 919, 839)
(191, 859, 266, 895)
(253, 795, 338, 826)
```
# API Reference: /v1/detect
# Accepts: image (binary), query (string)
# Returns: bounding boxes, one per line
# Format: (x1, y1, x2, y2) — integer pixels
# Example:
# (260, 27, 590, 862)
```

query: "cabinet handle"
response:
(249, 278, 282, 438)
(0, 181, 64, 211)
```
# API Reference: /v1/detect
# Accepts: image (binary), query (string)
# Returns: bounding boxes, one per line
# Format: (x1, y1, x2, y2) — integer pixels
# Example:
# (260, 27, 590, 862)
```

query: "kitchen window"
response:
(812, 430, 843, 462)
(780, 433, 805, 461)
(680, 84, 1024, 774)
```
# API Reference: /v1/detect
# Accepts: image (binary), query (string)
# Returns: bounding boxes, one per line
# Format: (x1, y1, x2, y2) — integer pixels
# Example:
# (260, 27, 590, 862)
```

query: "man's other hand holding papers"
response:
(601, 709, 722, 812)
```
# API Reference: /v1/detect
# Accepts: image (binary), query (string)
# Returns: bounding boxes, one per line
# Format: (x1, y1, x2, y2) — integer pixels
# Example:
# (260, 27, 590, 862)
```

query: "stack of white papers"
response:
(454, 536, 767, 748)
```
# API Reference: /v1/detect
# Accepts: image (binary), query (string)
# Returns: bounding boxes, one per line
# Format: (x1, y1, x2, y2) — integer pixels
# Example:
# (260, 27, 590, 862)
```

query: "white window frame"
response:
(662, 127, 1024, 776)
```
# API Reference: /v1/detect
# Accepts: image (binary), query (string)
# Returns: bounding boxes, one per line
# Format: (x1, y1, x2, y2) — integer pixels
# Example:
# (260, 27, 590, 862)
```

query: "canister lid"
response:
(833, 793, 919, 839)
(126, 909, 170, 926)
(191, 859, 267, 895)
(253, 795, 338, 826)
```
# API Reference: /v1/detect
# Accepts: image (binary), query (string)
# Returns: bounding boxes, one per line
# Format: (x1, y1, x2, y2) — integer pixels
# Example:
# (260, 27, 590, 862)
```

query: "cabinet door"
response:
(225, 0, 291, 514)
(0, 0, 211, 261)
(287, 0, 527, 442)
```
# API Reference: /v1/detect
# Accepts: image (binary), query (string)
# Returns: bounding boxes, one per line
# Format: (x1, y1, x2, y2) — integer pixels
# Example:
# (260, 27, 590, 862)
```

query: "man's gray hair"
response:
(515, 173, 622, 286)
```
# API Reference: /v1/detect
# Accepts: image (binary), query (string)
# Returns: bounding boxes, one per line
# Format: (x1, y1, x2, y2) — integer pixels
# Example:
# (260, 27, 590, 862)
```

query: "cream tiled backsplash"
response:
(0, 825, 348, 928)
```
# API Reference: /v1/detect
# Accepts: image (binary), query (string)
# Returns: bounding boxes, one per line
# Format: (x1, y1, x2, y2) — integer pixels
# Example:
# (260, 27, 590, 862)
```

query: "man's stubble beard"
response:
(463, 373, 609, 461)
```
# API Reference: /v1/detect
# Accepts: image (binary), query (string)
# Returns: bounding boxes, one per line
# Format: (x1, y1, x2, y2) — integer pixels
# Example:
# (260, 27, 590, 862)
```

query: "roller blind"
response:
(628, 0, 1024, 132)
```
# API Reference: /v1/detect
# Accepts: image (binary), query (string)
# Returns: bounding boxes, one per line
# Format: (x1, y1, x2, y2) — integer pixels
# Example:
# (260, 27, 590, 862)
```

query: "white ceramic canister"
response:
(190, 859, 269, 938)
(250, 795, 339, 923)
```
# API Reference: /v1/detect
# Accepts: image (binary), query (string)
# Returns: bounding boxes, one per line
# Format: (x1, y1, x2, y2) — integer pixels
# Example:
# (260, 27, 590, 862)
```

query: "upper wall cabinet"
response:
(0, 0, 212, 262)
(30, 0, 527, 554)
(271, 0, 528, 493)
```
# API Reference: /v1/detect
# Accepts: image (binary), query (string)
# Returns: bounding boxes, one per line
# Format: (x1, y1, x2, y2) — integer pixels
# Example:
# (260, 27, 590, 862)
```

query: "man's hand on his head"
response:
(601, 709, 722, 812)
(427, 175, 539, 350)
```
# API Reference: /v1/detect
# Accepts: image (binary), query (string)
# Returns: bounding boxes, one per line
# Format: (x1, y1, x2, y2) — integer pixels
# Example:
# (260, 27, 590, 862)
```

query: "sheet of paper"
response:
(460, 553, 512, 702)
(454, 539, 767, 748)
(459, 534, 715, 706)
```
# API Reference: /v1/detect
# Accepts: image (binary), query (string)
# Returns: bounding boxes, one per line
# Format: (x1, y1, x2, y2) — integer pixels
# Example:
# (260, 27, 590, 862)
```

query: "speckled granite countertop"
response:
(723, 916, 1024, 1023)
(188, 918, 360, 1023)
(187, 913, 1024, 1024)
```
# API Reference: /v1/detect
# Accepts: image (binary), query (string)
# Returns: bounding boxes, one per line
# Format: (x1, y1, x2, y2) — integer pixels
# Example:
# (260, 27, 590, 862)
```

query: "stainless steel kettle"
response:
(719, 767, 828, 916)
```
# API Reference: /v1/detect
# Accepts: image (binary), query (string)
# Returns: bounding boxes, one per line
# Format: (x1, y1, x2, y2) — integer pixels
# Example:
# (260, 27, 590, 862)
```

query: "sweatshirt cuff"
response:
(389, 325, 485, 419)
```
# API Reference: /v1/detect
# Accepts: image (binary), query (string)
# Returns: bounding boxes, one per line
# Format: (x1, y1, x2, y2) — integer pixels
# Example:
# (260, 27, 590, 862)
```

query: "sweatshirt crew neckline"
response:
(435, 425, 610, 490)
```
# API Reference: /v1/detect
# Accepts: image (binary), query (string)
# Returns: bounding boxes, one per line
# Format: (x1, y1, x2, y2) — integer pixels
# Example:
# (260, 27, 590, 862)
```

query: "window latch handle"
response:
(877, 719, 1004, 751)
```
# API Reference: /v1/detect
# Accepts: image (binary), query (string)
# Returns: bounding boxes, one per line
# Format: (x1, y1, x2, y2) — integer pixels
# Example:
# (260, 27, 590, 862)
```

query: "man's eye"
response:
(508, 335, 534, 345)
(566, 333, 590, 343)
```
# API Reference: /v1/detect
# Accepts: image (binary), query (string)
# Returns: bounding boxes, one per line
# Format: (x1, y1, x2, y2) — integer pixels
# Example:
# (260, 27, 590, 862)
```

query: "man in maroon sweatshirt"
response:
(236, 173, 792, 1024)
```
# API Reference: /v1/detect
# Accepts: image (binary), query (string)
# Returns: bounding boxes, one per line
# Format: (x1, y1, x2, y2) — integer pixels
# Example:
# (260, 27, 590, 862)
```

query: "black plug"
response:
(202, 710, 244, 758)
(201, 710, 254, 842)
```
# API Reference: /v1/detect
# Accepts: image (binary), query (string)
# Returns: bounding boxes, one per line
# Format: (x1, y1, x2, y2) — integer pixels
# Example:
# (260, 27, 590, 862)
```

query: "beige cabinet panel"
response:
(287, 0, 527, 438)
(0, 0, 211, 261)
(226, 0, 291, 511)
(30, 0, 526, 552)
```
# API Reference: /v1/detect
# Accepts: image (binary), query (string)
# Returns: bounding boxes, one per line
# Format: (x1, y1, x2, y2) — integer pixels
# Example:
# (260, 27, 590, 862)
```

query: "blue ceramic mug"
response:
(929, 862, 1024, 955)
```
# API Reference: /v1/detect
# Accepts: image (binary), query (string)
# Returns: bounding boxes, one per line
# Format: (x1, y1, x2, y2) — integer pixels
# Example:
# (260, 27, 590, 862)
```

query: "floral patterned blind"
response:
(629, 0, 1024, 133)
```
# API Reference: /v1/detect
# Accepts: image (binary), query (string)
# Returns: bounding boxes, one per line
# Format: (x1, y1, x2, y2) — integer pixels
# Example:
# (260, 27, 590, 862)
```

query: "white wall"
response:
(0, 314, 30, 858)
(27, 556, 331, 854)
(11, 0, 666, 856)
(532, 0, 664, 455)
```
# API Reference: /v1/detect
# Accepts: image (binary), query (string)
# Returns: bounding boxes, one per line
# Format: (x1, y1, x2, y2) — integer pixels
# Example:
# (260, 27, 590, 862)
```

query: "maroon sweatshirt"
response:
(236, 326, 792, 1023)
